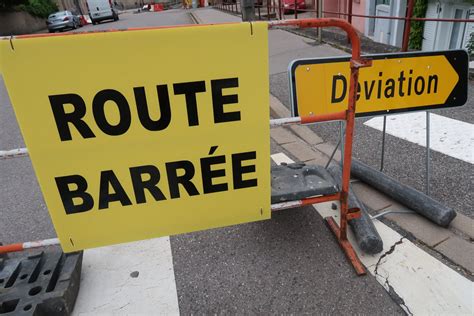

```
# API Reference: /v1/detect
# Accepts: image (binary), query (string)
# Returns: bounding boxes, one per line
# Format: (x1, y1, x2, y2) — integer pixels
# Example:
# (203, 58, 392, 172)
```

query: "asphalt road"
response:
(0, 10, 403, 314)
(77, 9, 193, 31)
(172, 138, 402, 314)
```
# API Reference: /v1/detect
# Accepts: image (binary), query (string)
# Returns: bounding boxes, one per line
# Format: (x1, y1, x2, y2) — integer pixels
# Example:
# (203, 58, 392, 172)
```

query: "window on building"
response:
(449, 9, 468, 49)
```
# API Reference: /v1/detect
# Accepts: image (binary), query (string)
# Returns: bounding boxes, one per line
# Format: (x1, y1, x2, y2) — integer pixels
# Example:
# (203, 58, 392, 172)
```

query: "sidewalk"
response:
(191, 7, 348, 76)
(189, 8, 474, 313)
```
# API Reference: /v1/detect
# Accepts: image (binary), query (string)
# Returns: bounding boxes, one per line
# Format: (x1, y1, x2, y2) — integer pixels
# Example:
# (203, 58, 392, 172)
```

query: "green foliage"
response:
(466, 32, 474, 58)
(20, 0, 58, 17)
(408, 0, 428, 50)
(0, 0, 26, 10)
(1, 0, 57, 18)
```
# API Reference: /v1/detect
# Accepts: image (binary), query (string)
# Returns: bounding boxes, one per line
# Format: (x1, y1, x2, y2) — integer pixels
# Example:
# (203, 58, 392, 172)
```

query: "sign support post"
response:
(270, 18, 373, 275)
(426, 111, 431, 195)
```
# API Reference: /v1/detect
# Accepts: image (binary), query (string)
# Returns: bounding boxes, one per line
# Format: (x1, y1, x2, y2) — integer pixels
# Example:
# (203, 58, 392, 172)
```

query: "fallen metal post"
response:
(351, 159, 456, 227)
(327, 164, 383, 254)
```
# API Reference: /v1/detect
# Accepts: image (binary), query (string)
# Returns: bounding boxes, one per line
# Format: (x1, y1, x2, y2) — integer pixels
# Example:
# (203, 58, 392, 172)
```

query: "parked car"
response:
(46, 11, 81, 33)
(87, 0, 119, 25)
(283, 0, 305, 14)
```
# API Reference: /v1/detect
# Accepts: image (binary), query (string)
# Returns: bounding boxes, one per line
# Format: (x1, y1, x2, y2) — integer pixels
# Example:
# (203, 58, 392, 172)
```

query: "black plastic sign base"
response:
(0, 249, 82, 315)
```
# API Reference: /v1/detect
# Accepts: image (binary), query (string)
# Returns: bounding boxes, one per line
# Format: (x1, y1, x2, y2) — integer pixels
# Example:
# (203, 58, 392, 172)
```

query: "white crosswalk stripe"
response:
(73, 238, 179, 315)
(364, 112, 474, 164)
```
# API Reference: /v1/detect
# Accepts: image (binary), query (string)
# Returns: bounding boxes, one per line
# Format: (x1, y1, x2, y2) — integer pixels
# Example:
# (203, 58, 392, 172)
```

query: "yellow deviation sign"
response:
(290, 50, 468, 117)
(0, 23, 270, 252)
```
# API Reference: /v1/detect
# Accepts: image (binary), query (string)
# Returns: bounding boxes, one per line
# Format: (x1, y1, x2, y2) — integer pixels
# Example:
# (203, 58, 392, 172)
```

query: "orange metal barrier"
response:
(268, 18, 371, 275)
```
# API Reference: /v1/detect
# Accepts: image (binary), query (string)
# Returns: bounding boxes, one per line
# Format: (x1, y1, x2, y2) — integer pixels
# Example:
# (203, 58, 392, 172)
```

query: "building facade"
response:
(323, 0, 367, 33)
(422, 0, 473, 51)
(364, 0, 473, 51)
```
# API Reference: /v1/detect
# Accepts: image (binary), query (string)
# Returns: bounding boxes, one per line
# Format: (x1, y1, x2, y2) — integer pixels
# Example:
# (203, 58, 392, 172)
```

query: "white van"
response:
(86, 0, 119, 24)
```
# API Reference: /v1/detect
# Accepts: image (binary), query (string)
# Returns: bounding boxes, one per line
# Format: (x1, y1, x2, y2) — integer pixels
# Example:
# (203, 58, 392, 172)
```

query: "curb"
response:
(269, 94, 474, 276)
(188, 10, 204, 24)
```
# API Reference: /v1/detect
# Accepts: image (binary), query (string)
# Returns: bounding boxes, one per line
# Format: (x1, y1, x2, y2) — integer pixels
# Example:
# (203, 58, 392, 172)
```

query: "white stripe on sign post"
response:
(364, 112, 474, 164)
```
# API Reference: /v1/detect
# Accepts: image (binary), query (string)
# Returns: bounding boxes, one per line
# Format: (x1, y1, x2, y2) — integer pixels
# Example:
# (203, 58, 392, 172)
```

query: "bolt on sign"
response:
(0, 23, 270, 252)
(289, 50, 468, 117)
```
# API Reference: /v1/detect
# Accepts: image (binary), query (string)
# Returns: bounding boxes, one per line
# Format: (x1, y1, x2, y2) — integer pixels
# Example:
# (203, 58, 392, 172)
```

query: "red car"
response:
(283, 0, 305, 14)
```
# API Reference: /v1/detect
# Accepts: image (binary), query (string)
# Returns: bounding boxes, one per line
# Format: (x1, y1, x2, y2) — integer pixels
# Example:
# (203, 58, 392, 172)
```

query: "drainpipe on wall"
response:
(348, 0, 352, 24)
(401, 0, 415, 51)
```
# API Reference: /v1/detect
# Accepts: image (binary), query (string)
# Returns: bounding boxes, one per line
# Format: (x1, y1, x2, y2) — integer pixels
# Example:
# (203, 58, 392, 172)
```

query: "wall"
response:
(365, 0, 376, 36)
(351, 0, 365, 33)
(303, 0, 314, 10)
(54, 0, 85, 15)
(0, 11, 46, 36)
(422, 0, 473, 51)
(462, 7, 474, 49)
(421, 0, 439, 50)
(388, 0, 406, 47)
(369, 0, 406, 47)
(323, 0, 365, 34)
(324, 0, 346, 19)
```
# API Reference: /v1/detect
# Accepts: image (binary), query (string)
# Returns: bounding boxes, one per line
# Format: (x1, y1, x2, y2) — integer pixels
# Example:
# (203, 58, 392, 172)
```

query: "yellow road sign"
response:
(0, 23, 270, 252)
(290, 50, 468, 117)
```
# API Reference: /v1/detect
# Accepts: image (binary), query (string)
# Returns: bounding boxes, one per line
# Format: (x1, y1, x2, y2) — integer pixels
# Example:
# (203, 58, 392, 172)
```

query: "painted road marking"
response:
(271, 152, 473, 315)
(364, 112, 474, 164)
(270, 152, 295, 165)
(73, 237, 179, 315)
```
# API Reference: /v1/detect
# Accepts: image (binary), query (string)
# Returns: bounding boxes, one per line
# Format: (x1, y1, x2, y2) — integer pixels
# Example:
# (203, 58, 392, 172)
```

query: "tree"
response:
(408, 0, 428, 50)
(466, 32, 474, 58)
(0, 0, 58, 18)
(0, 0, 27, 10)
